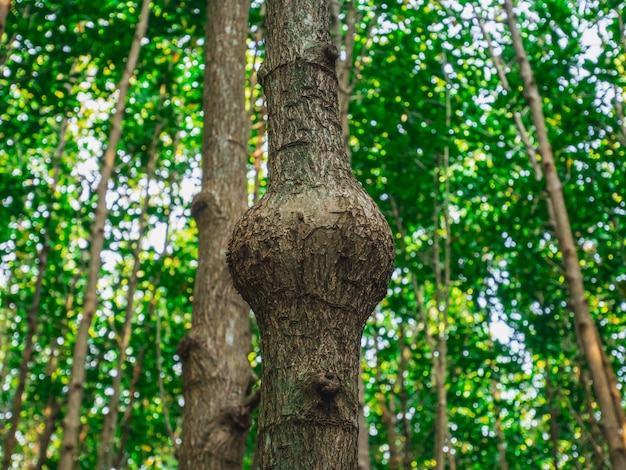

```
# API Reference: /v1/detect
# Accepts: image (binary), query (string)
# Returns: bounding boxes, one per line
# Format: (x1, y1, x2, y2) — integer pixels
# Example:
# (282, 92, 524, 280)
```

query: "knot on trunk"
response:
(315, 371, 341, 398)
(191, 189, 225, 223)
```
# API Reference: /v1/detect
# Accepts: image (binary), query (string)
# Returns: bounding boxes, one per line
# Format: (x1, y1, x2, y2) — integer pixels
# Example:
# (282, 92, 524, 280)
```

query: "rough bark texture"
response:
(504, 2, 626, 468)
(228, 1, 395, 468)
(58, 2, 151, 468)
(330, 4, 374, 468)
(176, 1, 253, 468)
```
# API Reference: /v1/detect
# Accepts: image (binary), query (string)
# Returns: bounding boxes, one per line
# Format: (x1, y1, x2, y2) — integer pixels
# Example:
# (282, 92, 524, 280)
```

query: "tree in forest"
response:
(0, 0, 10, 44)
(176, 0, 255, 468)
(503, 1, 626, 468)
(58, 1, 151, 468)
(228, 0, 395, 468)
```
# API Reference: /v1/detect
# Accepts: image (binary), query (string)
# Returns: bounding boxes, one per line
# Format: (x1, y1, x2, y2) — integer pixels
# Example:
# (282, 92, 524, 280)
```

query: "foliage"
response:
(0, 0, 624, 468)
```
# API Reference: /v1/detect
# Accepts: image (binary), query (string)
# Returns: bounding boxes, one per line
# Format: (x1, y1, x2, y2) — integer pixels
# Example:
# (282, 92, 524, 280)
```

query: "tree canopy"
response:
(0, 0, 624, 468)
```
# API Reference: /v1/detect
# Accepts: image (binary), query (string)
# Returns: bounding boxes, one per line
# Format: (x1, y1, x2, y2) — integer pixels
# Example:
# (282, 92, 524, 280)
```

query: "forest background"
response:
(0, 0, 625, 468)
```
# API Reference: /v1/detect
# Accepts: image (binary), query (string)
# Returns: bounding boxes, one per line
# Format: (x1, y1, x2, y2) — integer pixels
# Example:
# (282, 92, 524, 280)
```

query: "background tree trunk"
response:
(1, 240, 49, 470)
(504, 1, 626, 468)
(0, 0, 10, 43)
(330, 3, 379, 468)
(57, 1, 151, 468)
(96, 116, 161, 469)
(228, 1, 395, 468)
(176, 1, 253, 468)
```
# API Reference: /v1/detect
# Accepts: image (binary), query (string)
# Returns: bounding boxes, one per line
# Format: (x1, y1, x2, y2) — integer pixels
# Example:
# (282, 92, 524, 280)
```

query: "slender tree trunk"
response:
(434, 54, 453, 470)
(330, 0, 356, 162)
(357, 364, 371, 470)
(0, 273, 14, 389)
(397, 329, 414, 470)
(1, 241, 49, 470)
(492, 380, 508, 470)
(504, 2, 626, 468)
(378, 394, 402, 469)
(96, 118, 161, 469)
(546, 361, 560, 470)
(228, 1, 395, 468)
(373, 335, 402, 470)
(114, 185, 177, 468)
(31, 249, 84, 470)
(176, 1, 254, 468)
(58, 2, 151, 468)
(2, 110, 70, 469)
(330, 4, 378, 468)
(30, 396, 61, 470)
(0, 0, 10, 43)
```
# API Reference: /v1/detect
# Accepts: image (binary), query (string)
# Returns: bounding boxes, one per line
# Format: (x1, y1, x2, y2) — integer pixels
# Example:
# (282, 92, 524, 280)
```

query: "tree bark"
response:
(504, 2, 626, 468)
(330, 4, 379, 468)
(357, 364, 371, 470)
(1, 241, 49, 470)
(58, 1, 151, 468)
(0, 0, 10, 44)
(176, 1, 254, 468)
(96, 117, 161, 469)
(3, 105, 70, 470)
(228, 1, 395, 468)
(492, 380, 508, 470)
(434, 54, 453, 470)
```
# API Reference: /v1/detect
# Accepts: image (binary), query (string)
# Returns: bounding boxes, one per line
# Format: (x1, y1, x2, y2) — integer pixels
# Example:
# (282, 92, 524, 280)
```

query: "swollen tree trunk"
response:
(176, 1, 253, 468)
(330, 4, 379, 468)
(227, 1, 395, 468)
(504, 2, 626, 468)
(58, 2, 151, 468)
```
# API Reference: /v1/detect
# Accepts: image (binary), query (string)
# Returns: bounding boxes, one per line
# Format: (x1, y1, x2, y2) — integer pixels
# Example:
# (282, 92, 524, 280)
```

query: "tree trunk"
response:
(434, 58, 452, 470)
(357, 365, 371, 470)
(504, 2, 626, 468)
(3, 111, 70, 470)
(492, 380, 508, 470)
(1, 241, 49, 470)
(58, 1, 151, 468)
(330, 4, 378, 468)
(31, 248, 84, 470)
(0, 0, 10, 44)
(545, 361, 560, 470)
(96, 117, 161, 469)
(176, 1, 253, 468)
(227, 1, 395, 468)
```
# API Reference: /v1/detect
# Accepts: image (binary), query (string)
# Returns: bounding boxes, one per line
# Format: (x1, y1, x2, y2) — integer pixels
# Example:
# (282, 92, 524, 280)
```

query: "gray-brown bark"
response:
(176, 1, 253, 468)
(330, 4, 378, 468)
(504, 2, 626, 468)
(227, 1, 395, 468)
(58, 1, 151, 468)
(2, 104, 70, 470)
